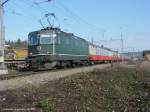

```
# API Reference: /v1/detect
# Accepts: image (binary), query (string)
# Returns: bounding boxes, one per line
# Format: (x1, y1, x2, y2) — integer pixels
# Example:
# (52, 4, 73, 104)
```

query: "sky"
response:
(3, 0, 150, 52)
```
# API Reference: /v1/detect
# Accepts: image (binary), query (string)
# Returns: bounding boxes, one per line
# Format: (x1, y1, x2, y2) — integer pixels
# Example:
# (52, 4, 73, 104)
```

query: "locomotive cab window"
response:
(40, 37, 52, 44)
(28, 35, 39, 46)
(40, 34, 57, 44)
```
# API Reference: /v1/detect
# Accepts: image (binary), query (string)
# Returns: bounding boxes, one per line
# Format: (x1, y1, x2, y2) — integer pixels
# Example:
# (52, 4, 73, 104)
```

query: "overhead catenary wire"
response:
(55, 0, 104, 31)
(1, 0, 10, 6)
(8, 0, 60, 29)
(50, 0, 106, 40)
(28, 0, 48, 13)
(26, 0, 61, 28)
(49, 1, 96, 39)
(31, 0, 100, 38)
(49, 2, 78, 31)
(5, 0, 46, 25)
(23, 0, 96, 39)
(6, 0, 106, 41)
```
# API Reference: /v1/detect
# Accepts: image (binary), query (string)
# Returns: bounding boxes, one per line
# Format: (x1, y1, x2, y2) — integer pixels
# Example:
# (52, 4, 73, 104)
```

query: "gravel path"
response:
(0, 64, 110, 91)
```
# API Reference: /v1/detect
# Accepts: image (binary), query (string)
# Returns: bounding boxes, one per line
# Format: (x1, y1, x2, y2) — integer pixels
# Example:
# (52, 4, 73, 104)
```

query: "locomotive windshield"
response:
(40, 35, 53, 44)
(28, 35, 39, 46)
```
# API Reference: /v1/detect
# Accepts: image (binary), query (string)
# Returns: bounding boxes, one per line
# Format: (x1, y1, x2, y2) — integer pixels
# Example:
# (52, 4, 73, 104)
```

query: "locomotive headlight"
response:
(30, 52, 33, 56)
(37, 46, 42, 51)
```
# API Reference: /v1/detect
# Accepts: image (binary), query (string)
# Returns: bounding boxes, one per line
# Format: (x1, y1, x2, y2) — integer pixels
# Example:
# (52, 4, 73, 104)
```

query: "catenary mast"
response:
(0, 0, 8, 75)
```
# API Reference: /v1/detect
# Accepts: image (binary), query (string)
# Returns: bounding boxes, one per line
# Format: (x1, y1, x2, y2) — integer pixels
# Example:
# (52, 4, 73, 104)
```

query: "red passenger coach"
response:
(89, 55, 112, 61)
(88, 43, 121, 62)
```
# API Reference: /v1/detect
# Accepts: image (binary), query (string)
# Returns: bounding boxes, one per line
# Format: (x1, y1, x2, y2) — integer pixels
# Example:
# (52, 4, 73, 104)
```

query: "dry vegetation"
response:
(0, 62, 150, 112)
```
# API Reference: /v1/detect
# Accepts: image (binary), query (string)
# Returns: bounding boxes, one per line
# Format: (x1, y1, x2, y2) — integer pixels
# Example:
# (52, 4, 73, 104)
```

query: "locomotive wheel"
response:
(32, 61, 57, 71)
(44, 61, 57, 70)
(59, 61, 68, 69)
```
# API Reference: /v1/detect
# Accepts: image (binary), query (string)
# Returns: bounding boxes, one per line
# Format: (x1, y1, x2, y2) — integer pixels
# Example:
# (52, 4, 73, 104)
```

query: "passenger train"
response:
(26, 27, 124, 70)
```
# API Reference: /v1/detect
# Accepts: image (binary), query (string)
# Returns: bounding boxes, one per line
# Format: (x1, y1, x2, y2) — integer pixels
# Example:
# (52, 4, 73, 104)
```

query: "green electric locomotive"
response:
(27, 27, 89, 70)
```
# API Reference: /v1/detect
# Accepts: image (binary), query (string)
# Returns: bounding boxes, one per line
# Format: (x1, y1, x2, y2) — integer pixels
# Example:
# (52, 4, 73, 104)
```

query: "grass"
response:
(33, 98, 55, 112)
(0, 65, 149, 112)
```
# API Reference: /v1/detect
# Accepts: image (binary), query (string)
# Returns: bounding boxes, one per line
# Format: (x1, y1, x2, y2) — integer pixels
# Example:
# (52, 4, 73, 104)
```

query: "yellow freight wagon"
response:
(5, 45, 28, 60)
(14, 48, 28, 60)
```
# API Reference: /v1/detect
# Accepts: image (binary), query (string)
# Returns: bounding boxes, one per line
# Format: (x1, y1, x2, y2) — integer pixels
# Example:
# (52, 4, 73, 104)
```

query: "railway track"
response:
(2, 59, 121, 81)
(0, 63, 98, 81)
(0, 71, 35, 81)
(0, 69, 62, 81)
(0, 63, 111, 91)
